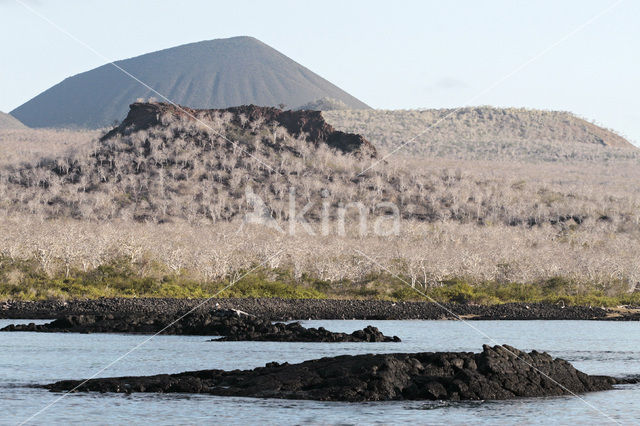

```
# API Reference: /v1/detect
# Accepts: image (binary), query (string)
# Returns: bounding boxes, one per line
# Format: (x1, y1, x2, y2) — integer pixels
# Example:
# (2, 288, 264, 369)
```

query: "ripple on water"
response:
(1, 319, 640, 424)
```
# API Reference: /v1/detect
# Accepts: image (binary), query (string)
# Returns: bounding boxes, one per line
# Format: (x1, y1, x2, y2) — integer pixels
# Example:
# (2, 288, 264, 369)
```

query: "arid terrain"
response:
(0, 104, 639, 304)
(4, 6, 640, 424)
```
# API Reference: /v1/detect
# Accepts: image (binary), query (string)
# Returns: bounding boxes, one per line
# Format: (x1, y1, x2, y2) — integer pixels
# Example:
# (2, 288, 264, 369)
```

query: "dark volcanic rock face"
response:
(0, 309, 399, 342)
(212, 323, 399, 342)
(44, 345, 626, 401)
(103, 102, 377, 156)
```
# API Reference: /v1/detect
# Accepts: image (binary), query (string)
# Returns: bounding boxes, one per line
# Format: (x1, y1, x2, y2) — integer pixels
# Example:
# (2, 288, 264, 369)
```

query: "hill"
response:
(324, 107, 635, 162)
(11, 36, 370, 129)
(1, 102, 639, 227)
(2, 103, 640, 298)
(297, 97, 350, 111)
(0, 102, 377, 222)
(103, 102, 376, 156)
(0, 112, 27, 129)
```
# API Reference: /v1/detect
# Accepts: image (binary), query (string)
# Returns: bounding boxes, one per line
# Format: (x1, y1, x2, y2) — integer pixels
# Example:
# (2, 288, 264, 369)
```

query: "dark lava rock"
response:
(102, 102, 377, 157)
(0, 299, 616, 321)
(44, 345, 629, 401)
(0, 309, 400, 342)
(212, 323, 400, 342)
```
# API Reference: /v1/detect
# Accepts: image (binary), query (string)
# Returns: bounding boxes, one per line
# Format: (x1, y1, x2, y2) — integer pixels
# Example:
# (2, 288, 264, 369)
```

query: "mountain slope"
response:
(11, 36, 370, 129)
(324, 107, 635, 161)
(0, 112, 27, 129)
(0, 102, 377, 222)
(3, 102, 639, 231)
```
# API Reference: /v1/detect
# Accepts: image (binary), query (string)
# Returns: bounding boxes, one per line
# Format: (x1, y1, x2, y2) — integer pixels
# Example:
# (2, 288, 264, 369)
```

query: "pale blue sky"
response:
(1, 0, 638, 143)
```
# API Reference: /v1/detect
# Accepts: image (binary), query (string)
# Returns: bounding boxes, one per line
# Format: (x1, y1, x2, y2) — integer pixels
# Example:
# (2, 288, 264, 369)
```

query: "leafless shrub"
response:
(323, 107, 638, 161)
(1, 111, 640, 288)
(0, 216, 638, 288)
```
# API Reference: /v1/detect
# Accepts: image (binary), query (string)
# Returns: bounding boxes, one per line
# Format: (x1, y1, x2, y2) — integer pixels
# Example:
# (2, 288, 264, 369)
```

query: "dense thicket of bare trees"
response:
(0, 216, 637, 292)
(1, 108, 639, 291)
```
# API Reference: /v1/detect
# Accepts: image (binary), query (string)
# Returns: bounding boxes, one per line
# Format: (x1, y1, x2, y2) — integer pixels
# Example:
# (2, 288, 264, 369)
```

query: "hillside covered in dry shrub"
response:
(324, 107, 636, 162)
(0, 112, 27, 130)
(2, 102, 638, 230)
(1, 103, 640, 301)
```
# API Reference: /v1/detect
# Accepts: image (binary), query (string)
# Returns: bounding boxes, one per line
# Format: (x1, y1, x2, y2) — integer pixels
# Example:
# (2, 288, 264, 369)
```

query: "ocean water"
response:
(1, 319, 639, 425)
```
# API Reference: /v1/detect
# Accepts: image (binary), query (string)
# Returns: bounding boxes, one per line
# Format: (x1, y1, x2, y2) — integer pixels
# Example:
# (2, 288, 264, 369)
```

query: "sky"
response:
(1, 0, 639, 144)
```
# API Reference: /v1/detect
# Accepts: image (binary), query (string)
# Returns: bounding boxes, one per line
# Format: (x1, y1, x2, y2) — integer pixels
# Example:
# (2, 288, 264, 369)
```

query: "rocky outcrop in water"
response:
(44, 345, 627, 401)
(0, 309, 399, 342)
(211, 323, 398, 342)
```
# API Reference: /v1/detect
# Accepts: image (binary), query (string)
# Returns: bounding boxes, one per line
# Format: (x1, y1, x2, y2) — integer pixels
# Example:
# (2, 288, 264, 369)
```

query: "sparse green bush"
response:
(1, 254, 638, 306)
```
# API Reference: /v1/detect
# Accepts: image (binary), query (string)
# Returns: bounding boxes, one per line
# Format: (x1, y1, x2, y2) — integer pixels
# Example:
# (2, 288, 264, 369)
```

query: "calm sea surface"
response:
(1, 319, 639, 425)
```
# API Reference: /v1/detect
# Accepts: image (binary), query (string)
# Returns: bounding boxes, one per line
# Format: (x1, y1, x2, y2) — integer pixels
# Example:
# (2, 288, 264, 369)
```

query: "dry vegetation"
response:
(0, 112, 28, 130)
(1, 106, 640, 303)
(324, 107, 637, 161)
(1, 217, 638, 303)
(0, 128, 99, 166)
(298, 97, 351, 111)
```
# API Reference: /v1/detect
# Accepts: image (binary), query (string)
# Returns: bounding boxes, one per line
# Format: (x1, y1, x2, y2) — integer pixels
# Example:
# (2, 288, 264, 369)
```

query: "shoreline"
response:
(2, 298, 639, 321)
